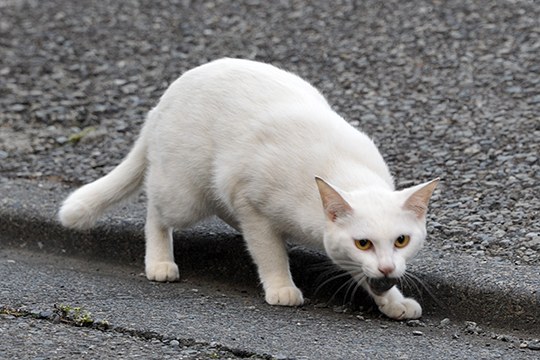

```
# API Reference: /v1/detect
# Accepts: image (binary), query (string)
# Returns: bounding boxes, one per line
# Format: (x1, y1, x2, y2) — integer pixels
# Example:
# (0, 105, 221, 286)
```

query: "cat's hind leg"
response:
(239, 210, 303, 306)
(144, 203, 179, 282)
(143, 162, 210, 282)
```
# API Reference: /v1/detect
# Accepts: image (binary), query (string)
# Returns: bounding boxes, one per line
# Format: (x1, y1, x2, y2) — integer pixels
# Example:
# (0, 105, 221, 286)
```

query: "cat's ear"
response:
(402, 178, 439, 219)
(315, 177, 353, 222)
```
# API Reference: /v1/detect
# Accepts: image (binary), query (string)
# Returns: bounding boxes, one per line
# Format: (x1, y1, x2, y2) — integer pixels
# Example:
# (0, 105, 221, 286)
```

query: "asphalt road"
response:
(1, 248, 538, 360)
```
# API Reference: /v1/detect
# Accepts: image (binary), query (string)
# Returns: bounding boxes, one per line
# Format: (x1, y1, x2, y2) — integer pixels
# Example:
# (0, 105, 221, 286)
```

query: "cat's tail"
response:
(58, 123, 149, 230)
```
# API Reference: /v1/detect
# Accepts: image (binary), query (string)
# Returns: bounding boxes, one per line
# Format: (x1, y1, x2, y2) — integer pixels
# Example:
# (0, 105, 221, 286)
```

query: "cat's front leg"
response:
(239, 212, 304, 306)
(364, 283, 422, 320)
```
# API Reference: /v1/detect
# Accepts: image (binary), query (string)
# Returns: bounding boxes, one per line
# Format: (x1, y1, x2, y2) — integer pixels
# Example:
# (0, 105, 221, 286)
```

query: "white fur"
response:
(59, 58, 438, 318)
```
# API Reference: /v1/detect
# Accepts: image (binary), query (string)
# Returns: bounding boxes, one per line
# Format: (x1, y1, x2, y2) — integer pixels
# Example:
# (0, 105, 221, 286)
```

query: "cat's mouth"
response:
(367, 277, 399, 295)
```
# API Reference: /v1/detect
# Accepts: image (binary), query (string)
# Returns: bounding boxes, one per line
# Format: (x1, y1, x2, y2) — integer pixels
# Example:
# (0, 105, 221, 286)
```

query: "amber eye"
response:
(354, 239, 373, 250)
(395, 235, 411, 248)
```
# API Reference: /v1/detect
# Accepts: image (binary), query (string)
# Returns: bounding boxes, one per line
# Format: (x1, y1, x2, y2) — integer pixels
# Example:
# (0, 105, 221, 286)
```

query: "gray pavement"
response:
(1, 248, 539, 360)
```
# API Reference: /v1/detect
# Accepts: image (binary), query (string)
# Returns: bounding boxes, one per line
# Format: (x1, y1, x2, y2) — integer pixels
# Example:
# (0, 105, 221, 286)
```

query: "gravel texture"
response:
(1, 0, 538, 265)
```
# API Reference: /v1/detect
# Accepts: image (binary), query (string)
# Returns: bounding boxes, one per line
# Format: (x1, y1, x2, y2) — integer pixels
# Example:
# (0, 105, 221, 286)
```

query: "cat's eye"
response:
(354, 239, 372, 251)
(395, 235, 411, 248)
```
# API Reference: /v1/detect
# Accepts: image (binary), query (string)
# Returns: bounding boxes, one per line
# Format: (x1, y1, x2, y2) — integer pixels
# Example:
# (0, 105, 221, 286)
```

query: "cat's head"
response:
(315, 177, 439, 286)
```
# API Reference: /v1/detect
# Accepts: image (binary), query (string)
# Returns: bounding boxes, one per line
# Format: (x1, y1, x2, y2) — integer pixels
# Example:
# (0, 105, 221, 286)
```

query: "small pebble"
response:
(439, 318, 451, 327)
(39, 310, 53, 319)
(412, 331, 423, 336)
(169, 340, 180, 347)
(56, 136, 68, 145)
(527, 340, 540, 351)
(406, 319, 425, 327)
(464, 321, 482, 334)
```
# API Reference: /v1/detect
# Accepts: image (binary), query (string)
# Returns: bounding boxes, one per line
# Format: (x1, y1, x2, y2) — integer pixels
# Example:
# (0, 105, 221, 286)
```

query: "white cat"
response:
(59, 58, 438, 320)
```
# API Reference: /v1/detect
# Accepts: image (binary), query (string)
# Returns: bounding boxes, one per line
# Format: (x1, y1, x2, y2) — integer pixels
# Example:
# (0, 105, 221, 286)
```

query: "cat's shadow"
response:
(171, 224, 384, 311)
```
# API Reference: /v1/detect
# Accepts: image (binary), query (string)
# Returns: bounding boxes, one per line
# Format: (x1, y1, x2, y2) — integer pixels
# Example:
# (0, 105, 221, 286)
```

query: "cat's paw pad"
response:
(379, 298, 422, 320)
(265, 286, 304, 306)
(146, 261, 180, 282)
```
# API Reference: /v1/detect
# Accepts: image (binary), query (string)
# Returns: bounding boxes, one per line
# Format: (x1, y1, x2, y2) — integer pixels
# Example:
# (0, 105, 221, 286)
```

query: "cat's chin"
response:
(367, 277, 400, 295)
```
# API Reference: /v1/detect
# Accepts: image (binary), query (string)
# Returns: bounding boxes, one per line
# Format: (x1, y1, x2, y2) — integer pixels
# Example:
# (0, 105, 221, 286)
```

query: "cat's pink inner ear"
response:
(315, 177, 353, 222)
(403, 178, 439, 219)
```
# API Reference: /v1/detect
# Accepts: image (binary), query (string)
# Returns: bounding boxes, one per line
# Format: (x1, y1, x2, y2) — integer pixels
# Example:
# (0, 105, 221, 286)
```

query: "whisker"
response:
(310, 258, 371, 307)
(404, 272, 447, 310)
(313, 266, 344, 284)
(347, 274, 367, 306)
(328, 277, 357, 305)
(308, 260, 341, 272)
(343, 276, 360, 306)
(308, 260, 344, 288)
(313, 270, 354, 298)
(404, 273, 423, 297)
(403, 272, 428, 295)
(334, 266, 367, 306)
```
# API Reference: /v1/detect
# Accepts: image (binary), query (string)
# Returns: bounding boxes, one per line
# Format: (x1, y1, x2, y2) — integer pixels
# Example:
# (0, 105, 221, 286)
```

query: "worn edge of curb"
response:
(0, 179, 538, 334)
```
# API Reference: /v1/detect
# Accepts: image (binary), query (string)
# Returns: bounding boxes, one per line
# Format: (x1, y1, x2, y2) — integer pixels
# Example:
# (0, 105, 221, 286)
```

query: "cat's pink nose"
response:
(378, 264, 395, 276)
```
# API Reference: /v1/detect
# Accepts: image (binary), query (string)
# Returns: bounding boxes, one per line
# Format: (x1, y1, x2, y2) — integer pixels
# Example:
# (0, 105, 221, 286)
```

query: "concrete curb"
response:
(1, 179, 538, 334)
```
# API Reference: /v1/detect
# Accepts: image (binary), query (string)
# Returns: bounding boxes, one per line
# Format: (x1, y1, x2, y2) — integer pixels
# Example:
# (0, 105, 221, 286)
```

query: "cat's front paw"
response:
(379, 297, 422, 320)
(146, 261, 180, 282)
(265, 286, 304, 306)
